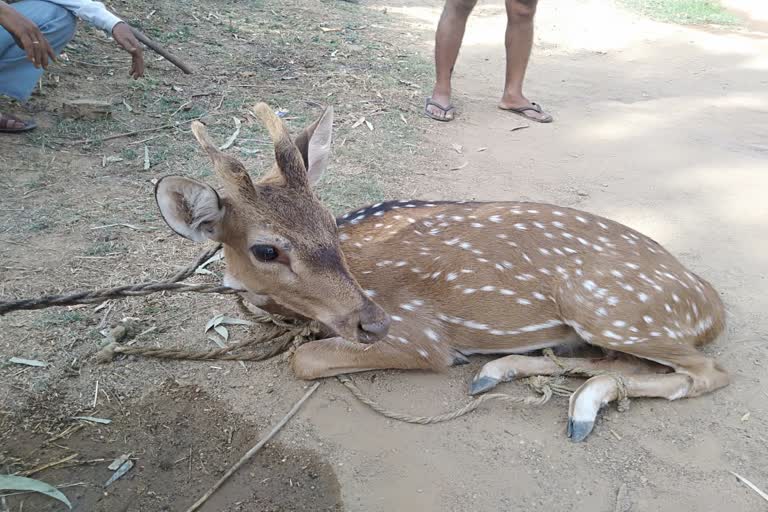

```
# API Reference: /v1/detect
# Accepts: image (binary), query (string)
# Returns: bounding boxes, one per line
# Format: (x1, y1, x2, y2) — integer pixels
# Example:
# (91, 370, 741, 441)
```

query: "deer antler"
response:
(251, 103, 309, 189)
(190, 121, 256, 197)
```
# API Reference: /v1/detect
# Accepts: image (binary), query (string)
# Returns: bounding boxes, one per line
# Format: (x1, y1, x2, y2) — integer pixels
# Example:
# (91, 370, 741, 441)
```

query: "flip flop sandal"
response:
(0, 113, 37, 133)
(424, 97, 456, 122)
(499, 102, 553, 123)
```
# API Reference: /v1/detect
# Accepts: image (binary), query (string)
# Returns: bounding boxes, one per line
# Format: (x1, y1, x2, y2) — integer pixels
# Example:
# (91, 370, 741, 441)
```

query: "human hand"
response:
(0, 3, 55, 68)
(112, 21, 144, 79)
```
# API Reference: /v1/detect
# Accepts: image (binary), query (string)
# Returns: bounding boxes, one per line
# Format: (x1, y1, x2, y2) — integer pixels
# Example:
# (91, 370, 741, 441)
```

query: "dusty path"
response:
(292, 1, 768, 510)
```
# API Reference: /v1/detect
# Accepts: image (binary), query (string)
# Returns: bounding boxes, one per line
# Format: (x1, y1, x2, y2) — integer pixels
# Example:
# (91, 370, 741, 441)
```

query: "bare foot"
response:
(0, 112, 37, 133)
(499, 94, 553, 123)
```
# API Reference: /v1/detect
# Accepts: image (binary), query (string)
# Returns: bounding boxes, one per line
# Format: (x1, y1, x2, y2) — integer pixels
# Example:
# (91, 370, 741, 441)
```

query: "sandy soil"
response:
(1, 0, 767, 510)
(299, 1, 768, 510)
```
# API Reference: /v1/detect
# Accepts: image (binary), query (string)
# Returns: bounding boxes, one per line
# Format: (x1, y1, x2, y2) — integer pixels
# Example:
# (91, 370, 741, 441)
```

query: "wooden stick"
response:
(184, 382, 321, 512)
(130, 27, 193, 74)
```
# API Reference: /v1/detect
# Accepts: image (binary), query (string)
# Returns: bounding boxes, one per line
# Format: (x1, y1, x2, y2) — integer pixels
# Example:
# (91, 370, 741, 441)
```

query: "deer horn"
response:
(251, 102, 308, 188)
(190, 121, 256, 197)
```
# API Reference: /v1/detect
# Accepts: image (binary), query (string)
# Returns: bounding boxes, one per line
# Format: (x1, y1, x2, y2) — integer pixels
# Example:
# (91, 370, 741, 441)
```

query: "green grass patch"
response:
(619, 0, 740, 25)
(317, 172, 385, 216)
(33, 311, 86, 328)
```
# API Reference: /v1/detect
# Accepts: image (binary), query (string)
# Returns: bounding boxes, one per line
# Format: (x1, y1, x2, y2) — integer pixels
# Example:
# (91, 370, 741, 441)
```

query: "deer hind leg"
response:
(469, 352, 667, 395)
(566, 345, 729, 442)
(291, 337, 456, 380)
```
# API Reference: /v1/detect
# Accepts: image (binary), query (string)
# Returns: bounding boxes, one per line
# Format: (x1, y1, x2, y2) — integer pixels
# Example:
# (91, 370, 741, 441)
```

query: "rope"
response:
(336, 374, 573, 424)
(0, 245, 236, 315)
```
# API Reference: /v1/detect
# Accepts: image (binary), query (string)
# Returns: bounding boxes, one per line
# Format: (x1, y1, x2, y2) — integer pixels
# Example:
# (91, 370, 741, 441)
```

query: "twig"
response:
(18, 453, 79, 477)
(71, 110, 238, 144)
(730, 471, 768, 503)
(614, 483, 630, 512)
(92, 379, 99, 409)
(130, 27, 193, 74)
(91, 223, 152, 231)
(184, 382, 321, 512)
(71, 118, 201, 145)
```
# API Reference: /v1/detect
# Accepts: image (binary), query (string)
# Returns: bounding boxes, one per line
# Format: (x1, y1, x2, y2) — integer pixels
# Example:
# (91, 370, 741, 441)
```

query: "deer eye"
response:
(251, 244, 279, 262)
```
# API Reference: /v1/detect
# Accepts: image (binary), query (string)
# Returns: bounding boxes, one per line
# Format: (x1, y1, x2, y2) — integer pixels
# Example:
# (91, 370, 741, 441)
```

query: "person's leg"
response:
(498, 0, 552, 122)
(0, 0, 76, 130)
(425, 0, 478, 121)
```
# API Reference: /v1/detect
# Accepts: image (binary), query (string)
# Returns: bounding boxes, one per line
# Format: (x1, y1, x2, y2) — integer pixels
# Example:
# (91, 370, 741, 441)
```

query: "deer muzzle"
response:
(356, 299, 391, 344)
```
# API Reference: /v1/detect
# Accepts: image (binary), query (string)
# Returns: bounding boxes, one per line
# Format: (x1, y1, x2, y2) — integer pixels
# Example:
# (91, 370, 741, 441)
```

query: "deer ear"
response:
(155, 176, 225, 242)
(295, 106, 333, 186)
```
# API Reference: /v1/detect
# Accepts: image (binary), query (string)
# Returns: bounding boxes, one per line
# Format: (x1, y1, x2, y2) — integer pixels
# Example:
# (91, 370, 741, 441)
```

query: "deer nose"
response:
(357, 301, 390, 343)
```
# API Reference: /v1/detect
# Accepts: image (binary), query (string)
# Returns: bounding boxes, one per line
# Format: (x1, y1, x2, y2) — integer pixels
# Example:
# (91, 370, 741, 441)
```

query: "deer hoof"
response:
(566, 418, 595, 442)
(469, 375, 499, 395)
(451, 352, 470, 366)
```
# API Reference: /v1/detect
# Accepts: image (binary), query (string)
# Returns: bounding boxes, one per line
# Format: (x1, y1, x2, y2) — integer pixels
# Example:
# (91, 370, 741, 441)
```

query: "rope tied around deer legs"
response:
(543, 348, 631, 412)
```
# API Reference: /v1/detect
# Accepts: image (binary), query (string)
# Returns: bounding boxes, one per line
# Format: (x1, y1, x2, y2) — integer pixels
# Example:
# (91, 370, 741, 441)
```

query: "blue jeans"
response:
(0, 0, 76, 101)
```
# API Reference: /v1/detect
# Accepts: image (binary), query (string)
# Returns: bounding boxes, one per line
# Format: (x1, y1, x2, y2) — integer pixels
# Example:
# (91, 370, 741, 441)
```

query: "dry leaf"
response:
(320, 26, 342, 32)
(72, 416, 112, 424)
(399, 113, 407, 125)
(352, 117, 365, 129)
(213, 324, 229, 341)
(143, 145, 150, 171)
(449, 162, 468, 171)
(477, 147, 488, 152)
(451, 143, 463, 154)
(108, 455, 131, 471)
(510, 125, 530, 133)
(741, 411, 750, 422)
(9, 357, 47, 367)
(104, 460, 134, 487)
(364, 120, 374, 131)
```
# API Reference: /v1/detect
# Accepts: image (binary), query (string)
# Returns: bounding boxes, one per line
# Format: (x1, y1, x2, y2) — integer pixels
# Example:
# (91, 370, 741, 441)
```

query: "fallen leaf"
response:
(451, 143, 463, 154)
(9, 357, 47, 367)
(108, 454, 131, 471)
(399, 113, 407, 125)
(143, 145, 150, 171)
(741, 411, 750, 422)
(217, 316, 253, 326)
(364, 120, 374, 131)
(104, 460, 134, 487)
(351, 117, 365, 129)
(510, 125, 530, 133)
(204, 314, 225, 333)
(72, 416, 112, 424)
(477, 147, 488, 152)
(0, 475, 71, 509)
(213, 324, 229, 341)
(320, 26, 342, 32)
(449, 162, 468, 171)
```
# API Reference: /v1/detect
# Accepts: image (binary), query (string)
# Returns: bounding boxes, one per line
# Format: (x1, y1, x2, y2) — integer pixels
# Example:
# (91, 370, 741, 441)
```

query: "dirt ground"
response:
(1, 0, 767, 510)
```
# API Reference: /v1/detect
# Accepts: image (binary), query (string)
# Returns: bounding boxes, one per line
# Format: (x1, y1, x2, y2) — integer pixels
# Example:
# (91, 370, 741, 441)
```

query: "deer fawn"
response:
(155, 103, 729, 441)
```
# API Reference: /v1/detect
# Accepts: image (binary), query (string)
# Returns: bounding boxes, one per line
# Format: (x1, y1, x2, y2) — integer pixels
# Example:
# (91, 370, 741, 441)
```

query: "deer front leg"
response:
(291, 337, 454, 380)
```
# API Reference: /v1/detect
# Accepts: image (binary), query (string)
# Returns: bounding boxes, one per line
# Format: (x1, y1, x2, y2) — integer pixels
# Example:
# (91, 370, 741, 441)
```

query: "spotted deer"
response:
(155, 102, 729, 441)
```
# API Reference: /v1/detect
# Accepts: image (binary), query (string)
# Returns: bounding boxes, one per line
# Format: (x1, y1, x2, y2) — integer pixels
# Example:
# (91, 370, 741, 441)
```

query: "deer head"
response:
(155, 103, 390, 343)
